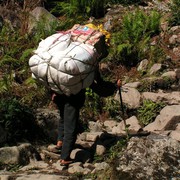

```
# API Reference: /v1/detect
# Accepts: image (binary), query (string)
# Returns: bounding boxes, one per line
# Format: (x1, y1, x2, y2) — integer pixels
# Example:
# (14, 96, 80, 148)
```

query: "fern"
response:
(117, 43, 132, 55)
(20, 49, 34, 62)
(50, 0, 106, 18)
(138, 100, 165, 126)
(169, 0, 180, 26)
(147, 11, 161, 36)
(111, 9, 161, 66)
(0, 74, 14, 94)
(51, 1, 79, 17)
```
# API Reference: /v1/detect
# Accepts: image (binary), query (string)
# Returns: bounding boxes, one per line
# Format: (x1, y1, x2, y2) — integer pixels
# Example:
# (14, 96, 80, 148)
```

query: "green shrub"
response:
(81, 88, 101, 121)
(0, 98, 35, 144)
(168, 0, 180, 26)
(0, 19, 56, 108)
(49, 0, 106, 18)
(103, 97, 121, 120)
(0, 73, 14, 96)
(111, 9, 161, 66)
(137, 99, 165, 126)
(138, 76, 175, 93)
(47, 0, 144, 18)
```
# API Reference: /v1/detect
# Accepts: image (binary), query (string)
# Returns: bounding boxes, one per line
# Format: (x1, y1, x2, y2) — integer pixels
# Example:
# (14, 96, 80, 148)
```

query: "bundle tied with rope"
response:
(29, 24, 110, 96)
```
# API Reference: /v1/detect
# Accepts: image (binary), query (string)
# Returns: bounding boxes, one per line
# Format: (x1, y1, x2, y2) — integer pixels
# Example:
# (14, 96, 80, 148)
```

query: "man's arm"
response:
(90, 69, 117, 97)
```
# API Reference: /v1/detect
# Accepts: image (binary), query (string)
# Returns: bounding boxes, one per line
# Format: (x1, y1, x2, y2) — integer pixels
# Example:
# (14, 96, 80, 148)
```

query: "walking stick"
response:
(117, 80, 129, 138)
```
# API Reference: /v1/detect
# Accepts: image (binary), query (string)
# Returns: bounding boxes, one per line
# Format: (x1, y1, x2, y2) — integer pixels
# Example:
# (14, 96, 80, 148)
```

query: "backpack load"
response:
(29, 24, 108, 96)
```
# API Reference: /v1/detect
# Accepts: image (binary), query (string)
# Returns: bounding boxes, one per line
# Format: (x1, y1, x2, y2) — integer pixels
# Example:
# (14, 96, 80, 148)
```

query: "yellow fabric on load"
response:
(85, 23, 111, 45)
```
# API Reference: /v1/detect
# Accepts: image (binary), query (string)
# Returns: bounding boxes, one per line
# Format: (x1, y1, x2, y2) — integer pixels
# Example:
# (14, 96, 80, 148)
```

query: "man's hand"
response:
(117, 79, 122, 88)
(51, 93, 57, 101)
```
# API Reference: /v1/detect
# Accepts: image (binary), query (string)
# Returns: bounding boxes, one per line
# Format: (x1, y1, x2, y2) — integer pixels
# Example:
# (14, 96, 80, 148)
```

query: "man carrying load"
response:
(29, 23, 116, 166)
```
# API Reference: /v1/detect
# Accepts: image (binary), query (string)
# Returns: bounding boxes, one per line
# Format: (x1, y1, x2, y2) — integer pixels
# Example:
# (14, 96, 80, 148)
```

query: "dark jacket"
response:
(90, 68, 116, 97)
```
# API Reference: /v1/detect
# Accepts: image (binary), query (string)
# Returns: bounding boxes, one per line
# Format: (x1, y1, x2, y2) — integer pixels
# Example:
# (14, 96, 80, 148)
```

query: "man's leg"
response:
(53, 94, 65, 148)
(60, 102, 79, 160)
(57, 107, 64, 144)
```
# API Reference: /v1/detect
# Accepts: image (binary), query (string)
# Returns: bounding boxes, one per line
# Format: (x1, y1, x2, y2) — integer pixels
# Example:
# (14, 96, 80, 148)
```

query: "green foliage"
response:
(111, 9, 161, 66)
(0, 67, 49, 144)
(103, 97, 120, 120)
(0, 162, 22, 172)
(20, 84, 50, 108)
(0, 98, 35, 143)
(138, 76, 175, 93)
(30, 16, 59, 44)
(5, 164, 22, 172)
(47, 0, 144, 18)
(90, 138, 127, 180)
(107, 139, 127, 160)
(148, 45, 166, 64)
(50, 1, 79, 17)
(50, 0, 106, 18)
(168, 0, 180, 26)
(137, 99, 165, 126)
(0, 26, 33, 72)
(0, 18, 55, 108)
(81, 88, 101, 121)
(93, 138, 127, 163)
(0, 73, 14, 95)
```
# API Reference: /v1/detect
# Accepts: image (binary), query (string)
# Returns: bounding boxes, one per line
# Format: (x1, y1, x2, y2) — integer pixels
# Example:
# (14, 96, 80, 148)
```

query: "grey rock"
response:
(169, 130, 180, 141)
(68, 165, 84, 174)
(142, 91, 180, 105)
(161, 71, 177, 80)
(115, 87, 141, 109)
(28, 7, 59, 33)
(88, 121, 103, 132)
(116, 137, 180, 179)
(96, 144, 106, 155)
(70, 148, 91, 163)
(16, 174, 69, 180)
(149, 63, 162, 75)
(169, 35, 178, 44)
(124, 82, 141, 88)
(0, 143, 40, 165)
(112, 116, 142, 135)
(144, 105, 180, 132)
(137, 59, 149, 72)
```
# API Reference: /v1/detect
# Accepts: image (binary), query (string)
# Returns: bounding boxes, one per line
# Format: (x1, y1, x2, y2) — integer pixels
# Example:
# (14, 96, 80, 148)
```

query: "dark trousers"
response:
(54, 90, 85, 160)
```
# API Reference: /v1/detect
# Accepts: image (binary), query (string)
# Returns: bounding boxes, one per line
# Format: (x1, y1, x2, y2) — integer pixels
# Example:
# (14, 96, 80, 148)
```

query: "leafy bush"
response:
(81, 88, 101, 121)
(0, 98, 35, 144)
(103, 97, 121, 120)
(111, 9, 161, 66)
(137, 99, 165, 126)
(138, 76, 175, 93)
(168, 0, 180, 26)
(0, 18, 56, 108)
(49, 0, 106, 18)
(47, 0, 144, 18)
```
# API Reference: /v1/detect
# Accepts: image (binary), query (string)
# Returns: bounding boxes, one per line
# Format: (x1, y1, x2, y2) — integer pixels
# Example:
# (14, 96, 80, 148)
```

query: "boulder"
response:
(116, 137, 180, 179)
(0, 143, 40, 165)
(142, 91, 180, 105)
(28, 7, 59, 33)
(144, 105, 180, 132)
(112, 116, 142, 135)
(115, 87, 141, 109)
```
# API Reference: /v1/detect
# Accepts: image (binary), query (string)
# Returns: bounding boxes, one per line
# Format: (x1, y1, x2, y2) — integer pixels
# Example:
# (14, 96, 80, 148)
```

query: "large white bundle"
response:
(29, 32, 98, 96)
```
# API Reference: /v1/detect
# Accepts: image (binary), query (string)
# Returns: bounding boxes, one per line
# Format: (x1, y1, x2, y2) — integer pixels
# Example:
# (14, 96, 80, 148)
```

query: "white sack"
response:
(29, 33, 98, 96)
